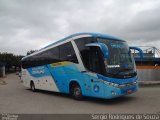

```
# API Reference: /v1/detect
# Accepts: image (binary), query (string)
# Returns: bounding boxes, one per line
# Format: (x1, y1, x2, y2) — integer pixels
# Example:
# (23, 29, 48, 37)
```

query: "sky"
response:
(0, 0, 160, 55)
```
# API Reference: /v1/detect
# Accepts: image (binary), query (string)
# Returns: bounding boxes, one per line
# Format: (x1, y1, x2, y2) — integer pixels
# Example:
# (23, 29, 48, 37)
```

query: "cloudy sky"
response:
(0, 0, 160, 55)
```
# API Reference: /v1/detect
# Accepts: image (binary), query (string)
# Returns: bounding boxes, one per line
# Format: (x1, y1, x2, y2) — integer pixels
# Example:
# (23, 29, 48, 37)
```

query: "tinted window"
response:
(59, 42, 78, 63)
(75, 37, 97, 52)
(38, 47, 60, 63)
(75, 37, 106, 75)
(22, 42, 78, 69)
(97, 38, 136, 78)
(22, 46, 60, 68)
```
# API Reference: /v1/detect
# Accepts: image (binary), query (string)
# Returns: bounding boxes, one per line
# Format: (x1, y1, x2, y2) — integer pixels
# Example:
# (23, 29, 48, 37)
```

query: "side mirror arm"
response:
(129, 46, 143, 59)
(85, 42, 109, 59)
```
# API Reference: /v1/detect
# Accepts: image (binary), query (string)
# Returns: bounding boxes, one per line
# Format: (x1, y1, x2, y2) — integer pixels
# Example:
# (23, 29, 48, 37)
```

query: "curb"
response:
(138, 81, 160, 87)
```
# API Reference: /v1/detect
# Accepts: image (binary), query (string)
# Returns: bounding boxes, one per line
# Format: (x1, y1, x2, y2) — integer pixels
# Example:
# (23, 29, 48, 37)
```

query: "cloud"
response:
(0, 0, 160, 55)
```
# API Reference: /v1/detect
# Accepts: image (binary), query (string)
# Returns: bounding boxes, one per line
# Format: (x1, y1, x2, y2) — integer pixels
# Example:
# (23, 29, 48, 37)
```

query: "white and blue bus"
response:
(21, 33, 143, 100)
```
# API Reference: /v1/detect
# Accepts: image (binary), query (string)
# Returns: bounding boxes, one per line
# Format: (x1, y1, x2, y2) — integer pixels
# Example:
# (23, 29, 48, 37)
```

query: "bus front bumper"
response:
(104, 84, 139, 99)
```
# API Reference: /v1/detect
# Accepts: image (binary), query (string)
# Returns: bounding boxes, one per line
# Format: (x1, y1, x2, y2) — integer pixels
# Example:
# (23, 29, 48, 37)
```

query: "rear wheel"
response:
(70, 83, 83, 100)
(30, 81, 36, 92)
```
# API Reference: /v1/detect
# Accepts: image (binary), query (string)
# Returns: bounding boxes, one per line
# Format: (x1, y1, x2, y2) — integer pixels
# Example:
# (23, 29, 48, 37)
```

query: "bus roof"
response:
(22, 32, 122, 60)
(41, 32, 122, 50)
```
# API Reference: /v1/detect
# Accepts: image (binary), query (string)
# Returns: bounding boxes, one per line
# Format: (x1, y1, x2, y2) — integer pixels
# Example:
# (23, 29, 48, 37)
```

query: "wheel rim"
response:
(31, 83, 34, 91)
(74, 87, 81, 96)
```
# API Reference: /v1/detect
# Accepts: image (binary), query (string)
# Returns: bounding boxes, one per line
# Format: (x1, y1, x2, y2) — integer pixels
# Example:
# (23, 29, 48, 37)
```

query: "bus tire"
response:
(70, 83, 83, 100)
(30, 81, 36, 92)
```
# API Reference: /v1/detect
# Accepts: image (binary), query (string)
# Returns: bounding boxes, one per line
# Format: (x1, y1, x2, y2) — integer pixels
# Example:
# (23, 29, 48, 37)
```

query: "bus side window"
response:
(59, 42, 78, 63)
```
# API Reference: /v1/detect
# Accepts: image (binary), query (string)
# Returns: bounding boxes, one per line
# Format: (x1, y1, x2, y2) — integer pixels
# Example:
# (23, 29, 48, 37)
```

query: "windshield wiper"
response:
(115, 68, 133, 75)
(106, 72, 116, 76)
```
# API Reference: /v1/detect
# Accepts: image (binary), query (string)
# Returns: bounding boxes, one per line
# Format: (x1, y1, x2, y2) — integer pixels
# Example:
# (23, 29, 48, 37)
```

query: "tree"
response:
(0, 52, 24, 72)
(27, 50, 37, 55)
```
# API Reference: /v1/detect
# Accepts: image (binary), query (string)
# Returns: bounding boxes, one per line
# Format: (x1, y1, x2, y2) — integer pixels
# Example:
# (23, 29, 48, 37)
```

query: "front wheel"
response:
(71, 84, 83, 100)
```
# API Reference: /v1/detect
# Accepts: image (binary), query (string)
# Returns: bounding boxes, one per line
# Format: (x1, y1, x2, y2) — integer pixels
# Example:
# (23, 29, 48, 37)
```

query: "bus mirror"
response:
(85, 42, 109, 59)
(129, 46, 143, 59)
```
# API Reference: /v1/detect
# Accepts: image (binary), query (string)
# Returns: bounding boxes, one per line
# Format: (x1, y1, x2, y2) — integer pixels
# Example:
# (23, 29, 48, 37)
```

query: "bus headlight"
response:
(111, 91, 117, 95)
(103, 81, 119, 87)
(119, 84, 126, 88)
(103, 80, 137, 88)
(133, 81, 137, 84)
(113, 84, 119, 87)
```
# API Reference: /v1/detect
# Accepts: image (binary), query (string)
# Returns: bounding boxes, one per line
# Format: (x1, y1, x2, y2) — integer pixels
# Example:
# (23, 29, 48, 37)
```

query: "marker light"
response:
(111, 91, 117, 95)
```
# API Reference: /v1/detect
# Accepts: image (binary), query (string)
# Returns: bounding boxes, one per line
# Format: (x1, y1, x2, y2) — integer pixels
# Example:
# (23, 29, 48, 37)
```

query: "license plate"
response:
(127, 89, 132, 94)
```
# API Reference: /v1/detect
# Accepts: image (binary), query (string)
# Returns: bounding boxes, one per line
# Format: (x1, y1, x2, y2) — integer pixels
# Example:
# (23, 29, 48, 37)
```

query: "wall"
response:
(137, 69, 160, 81)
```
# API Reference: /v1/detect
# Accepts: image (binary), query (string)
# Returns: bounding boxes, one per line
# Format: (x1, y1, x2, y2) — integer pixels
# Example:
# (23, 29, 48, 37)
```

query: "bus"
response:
(21, 33, 143, 100)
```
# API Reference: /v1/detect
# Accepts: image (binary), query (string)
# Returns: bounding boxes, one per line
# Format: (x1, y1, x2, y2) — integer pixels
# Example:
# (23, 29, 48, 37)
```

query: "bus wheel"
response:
(71, 83, 83, 100)
(30, 81, 36, 92)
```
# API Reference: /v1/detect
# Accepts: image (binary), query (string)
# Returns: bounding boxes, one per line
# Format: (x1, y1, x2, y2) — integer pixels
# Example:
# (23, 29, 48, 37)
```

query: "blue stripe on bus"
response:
(27, 63, 82, 93)
(47, 63, 81, 93)
(27, 65, 51, 78)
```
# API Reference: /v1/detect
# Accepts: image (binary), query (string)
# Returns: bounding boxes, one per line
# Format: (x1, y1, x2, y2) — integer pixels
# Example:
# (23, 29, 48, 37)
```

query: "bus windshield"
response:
(97, 38, 136, 78)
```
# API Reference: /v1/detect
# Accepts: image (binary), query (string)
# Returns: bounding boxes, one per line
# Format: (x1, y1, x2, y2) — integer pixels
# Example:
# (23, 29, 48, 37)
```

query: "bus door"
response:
(82, 46, 105, 98)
